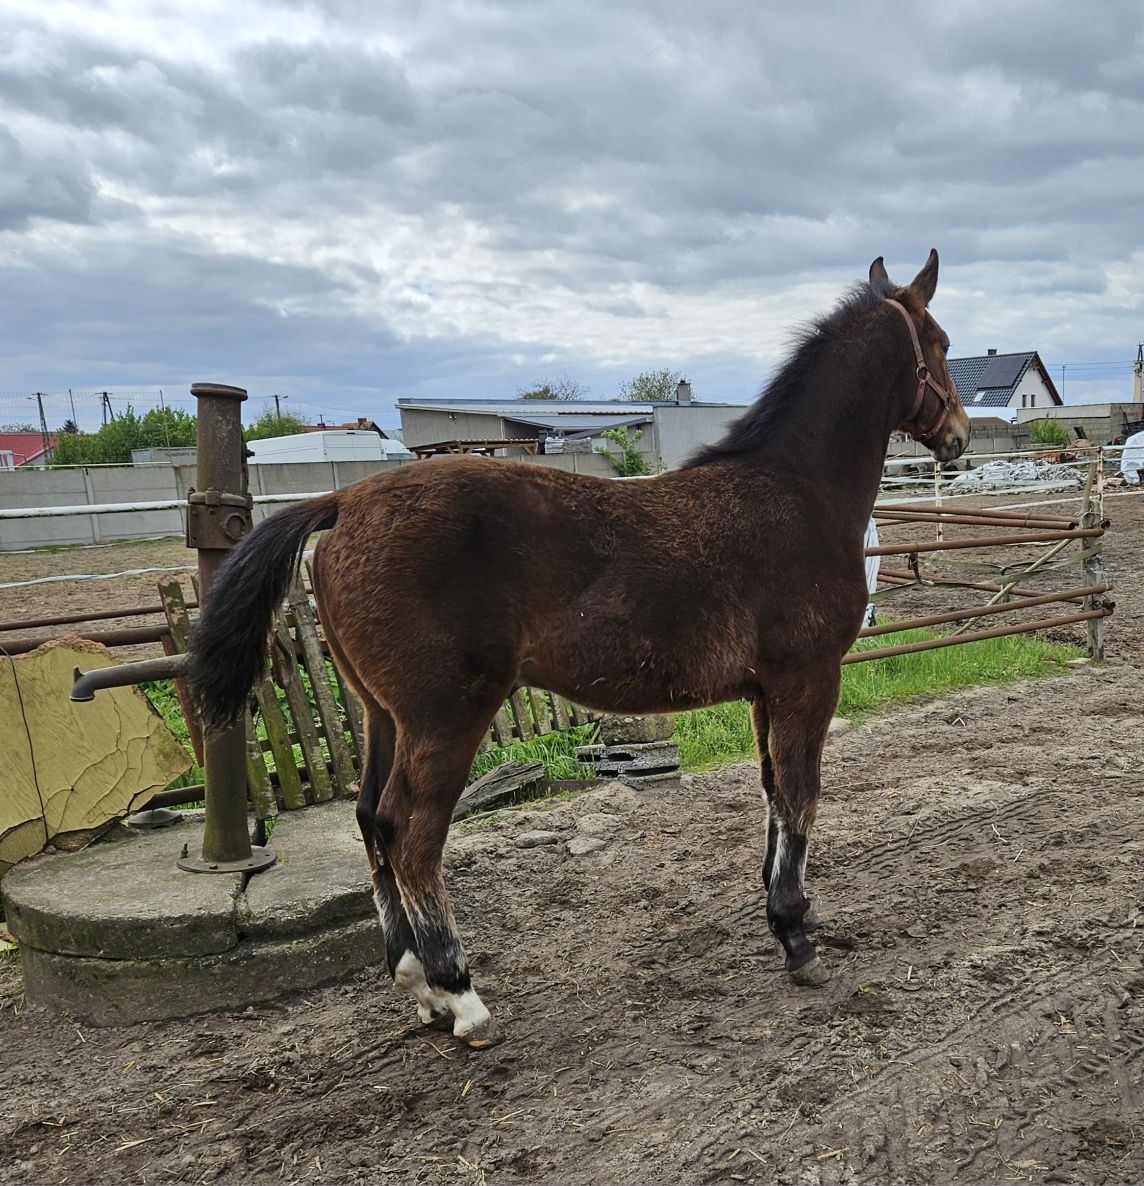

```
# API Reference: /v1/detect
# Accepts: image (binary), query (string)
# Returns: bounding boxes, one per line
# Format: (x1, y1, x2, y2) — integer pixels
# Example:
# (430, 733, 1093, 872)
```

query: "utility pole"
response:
(34, 393, 49, 461)
(1134, 343, 1142, 404)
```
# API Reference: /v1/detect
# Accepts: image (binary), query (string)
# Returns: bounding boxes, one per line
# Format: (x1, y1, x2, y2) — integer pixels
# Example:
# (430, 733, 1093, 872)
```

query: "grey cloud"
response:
(0, 0, 1142, 409)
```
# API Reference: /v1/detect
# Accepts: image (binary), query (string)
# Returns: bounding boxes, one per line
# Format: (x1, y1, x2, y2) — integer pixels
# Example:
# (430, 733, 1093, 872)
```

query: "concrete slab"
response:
(241, 800, 374, 939)
(19, 919, 384, 1026)
(0, 799, 387, 1024)
(2, 828, 242, 959)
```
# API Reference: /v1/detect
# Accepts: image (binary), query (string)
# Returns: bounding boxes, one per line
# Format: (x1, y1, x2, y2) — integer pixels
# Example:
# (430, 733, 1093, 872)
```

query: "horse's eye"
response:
(941, 343, 950, 356)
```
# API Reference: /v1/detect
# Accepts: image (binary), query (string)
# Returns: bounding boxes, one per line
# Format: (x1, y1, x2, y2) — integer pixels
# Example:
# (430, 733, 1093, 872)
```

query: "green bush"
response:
(596, 426, 651, 477)
(1028, 418, 1070, 446)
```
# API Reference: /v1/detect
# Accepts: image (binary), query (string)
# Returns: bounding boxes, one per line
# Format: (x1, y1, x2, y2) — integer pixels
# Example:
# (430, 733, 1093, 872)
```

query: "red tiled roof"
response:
(0, 432, 56, 466)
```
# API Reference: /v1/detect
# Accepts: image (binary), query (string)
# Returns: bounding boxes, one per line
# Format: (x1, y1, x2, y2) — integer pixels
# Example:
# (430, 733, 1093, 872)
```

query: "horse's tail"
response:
(186, 493, 340, 733)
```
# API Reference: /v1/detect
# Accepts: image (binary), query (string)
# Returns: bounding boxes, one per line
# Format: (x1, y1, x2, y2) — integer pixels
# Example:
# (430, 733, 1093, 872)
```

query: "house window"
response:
(1022, 394, 1028, 408)
(1030, 394, 1036, 407)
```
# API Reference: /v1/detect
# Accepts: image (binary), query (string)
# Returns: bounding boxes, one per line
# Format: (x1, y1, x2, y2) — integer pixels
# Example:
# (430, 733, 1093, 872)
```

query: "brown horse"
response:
(188, 250, 969, 1047)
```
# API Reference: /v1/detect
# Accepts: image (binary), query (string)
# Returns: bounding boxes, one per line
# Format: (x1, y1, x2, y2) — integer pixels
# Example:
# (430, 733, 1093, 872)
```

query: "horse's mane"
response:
(682, 273, 896, 468)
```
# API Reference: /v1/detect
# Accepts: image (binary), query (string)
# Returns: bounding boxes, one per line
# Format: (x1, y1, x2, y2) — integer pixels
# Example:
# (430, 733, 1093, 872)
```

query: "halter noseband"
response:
(885, 298, 959, 443)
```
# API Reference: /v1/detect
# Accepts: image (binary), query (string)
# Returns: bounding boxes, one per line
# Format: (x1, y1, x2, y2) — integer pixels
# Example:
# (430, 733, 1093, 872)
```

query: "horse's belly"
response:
(519, 645, 754, 715)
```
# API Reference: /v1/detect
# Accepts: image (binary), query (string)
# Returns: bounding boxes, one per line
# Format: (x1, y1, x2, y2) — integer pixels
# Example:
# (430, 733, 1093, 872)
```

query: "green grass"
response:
(674, 628, 1083, 772)
(468, 723, 598, 785)
(144, 628, 1082, 794)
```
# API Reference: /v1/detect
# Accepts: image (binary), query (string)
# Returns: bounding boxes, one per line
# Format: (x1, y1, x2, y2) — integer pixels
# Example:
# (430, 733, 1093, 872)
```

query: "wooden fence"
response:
(155, 576, 594, 818)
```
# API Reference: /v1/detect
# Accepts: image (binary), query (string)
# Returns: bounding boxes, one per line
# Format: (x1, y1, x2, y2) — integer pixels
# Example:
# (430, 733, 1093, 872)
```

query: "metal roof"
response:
(948, 351, 1061, 408)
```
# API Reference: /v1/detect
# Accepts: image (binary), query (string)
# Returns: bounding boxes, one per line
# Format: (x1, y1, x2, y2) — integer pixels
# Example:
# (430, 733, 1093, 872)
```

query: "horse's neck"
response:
(752, 368, 897, 534)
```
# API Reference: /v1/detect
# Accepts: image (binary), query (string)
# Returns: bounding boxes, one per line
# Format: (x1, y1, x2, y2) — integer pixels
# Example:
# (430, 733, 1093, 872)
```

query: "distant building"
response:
(950, 349, 1062, 417)
(396, 390, 742, 470)
(0, 432, 55, 468)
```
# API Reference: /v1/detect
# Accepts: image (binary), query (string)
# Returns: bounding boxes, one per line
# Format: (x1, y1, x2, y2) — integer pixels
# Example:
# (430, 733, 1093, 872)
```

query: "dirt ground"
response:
(2, 491, 1142, 1185)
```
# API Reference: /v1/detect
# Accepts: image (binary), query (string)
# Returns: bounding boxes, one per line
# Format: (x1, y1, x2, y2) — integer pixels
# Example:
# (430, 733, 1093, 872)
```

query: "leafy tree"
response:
(517, 374, 587, 401)
(1028, 418, 1071, 447)
(244, 408, 310, 441)
(596, 426, 651, 476)
(50, 405, 199, 465)
(0, 422, 37, 432)
(61, 419, 79, 435)
(618, 369, 683, 403)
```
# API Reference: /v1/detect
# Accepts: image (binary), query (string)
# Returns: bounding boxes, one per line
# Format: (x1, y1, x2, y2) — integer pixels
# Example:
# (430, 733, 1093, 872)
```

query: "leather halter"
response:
(885, 298, 959, 442)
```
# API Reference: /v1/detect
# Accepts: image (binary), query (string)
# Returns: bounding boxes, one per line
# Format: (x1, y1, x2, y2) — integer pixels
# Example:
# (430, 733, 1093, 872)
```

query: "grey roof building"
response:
(950, 349, 1062, 415)
(396, 393, 745, 470)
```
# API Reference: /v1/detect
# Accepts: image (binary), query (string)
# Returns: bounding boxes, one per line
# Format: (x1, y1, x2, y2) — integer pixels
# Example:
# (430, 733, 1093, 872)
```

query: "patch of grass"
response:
(467, 724, 597, 786)
(675, 628, 1083, 772)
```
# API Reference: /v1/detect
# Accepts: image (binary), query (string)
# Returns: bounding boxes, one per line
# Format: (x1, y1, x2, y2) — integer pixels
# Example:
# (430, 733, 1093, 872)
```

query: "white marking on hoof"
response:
(393, 951, 452, 1025)
(445, 988, 492, 1041)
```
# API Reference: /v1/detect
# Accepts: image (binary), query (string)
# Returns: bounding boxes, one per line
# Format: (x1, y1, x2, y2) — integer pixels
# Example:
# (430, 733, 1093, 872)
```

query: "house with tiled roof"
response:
(950, 349, 1062, 418)
(0, 432, 55, 468)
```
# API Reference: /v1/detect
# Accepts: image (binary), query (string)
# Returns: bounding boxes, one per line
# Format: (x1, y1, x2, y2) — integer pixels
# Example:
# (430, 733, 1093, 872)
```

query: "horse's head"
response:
(871, 250, 970, 463)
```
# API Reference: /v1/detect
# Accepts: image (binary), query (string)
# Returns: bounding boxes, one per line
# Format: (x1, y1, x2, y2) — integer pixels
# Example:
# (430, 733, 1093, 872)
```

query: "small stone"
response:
(828, 717, 853, 735)
(567, 836, 607, 856)
(514, 830, 561, 849)
(1066, 657, 1091, 667)
(576, 813, 622, 836)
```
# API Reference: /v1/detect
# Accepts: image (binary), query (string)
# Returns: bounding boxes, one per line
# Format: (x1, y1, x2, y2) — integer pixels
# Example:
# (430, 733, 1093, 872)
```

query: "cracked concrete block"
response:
(0, 639, 192, 877)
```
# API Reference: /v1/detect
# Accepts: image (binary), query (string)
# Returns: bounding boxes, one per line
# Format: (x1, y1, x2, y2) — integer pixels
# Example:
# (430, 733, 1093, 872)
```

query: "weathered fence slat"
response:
(528, 688, 552, 735)
(333, 668, 366, 763)
(251, 675, 305, 811)
(288, 582, 357, 795)
(491, 707, 514, 747)
(271, 616, 332, 804)
(509, 689, 534, 740)
(453, 762, 546, 820)
(244, 717, 278, 820)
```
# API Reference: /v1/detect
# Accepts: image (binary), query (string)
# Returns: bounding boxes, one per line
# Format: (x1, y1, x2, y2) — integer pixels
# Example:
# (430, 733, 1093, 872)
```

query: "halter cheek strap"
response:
(884, 298, 959, 442)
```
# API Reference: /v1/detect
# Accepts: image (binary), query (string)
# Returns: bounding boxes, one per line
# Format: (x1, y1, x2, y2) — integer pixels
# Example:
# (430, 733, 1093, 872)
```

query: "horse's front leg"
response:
(758, 665, 839, 986)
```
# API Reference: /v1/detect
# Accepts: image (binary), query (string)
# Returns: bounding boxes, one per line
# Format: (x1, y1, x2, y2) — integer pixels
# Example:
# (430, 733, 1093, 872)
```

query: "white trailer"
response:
(246, 430, 413, 464)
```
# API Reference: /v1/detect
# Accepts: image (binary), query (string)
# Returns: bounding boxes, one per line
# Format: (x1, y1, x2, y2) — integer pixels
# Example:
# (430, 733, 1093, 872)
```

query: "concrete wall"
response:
(0, 459, 412, 550)
(1015, 401, 1144, 444)
(651, 404, 742, 469)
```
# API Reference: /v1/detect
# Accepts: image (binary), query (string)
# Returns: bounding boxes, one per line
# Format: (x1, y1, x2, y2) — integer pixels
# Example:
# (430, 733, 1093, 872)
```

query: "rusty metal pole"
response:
(1081, 458, 1106, 663)
(178, 382, 275, 874)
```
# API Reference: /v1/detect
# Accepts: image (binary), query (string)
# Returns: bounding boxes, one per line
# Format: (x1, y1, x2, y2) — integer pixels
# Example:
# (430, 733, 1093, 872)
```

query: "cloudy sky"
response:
(1, 0, 1142, 429)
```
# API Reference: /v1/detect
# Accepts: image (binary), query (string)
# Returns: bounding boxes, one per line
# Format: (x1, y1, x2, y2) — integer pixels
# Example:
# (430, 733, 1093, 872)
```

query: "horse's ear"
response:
(869, 256, 889, 288)
(908, 249, 939, 306)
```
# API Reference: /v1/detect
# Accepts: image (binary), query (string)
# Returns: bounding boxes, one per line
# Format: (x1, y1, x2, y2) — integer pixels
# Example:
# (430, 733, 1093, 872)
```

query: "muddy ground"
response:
(1, 490, 1142, 1185)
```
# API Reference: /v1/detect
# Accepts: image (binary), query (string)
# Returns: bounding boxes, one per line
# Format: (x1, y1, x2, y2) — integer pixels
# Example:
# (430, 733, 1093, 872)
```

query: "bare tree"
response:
(516, 374, 588, 401)
(618, 369, 683, 402)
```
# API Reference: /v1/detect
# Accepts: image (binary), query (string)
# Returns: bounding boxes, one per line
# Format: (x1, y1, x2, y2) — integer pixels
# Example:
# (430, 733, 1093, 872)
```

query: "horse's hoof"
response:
(790, 955, 831, 987)
(458, 1017, 503, 1049)
(803, 903, 821, 932)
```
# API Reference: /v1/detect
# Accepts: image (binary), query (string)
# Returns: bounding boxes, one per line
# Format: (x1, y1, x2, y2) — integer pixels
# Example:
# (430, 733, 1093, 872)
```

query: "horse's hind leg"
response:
(761, 664, 839, 987)
(352, 702, 453, 1026)
(751, 700, 819, 933)
(378, 719, 500, 1047)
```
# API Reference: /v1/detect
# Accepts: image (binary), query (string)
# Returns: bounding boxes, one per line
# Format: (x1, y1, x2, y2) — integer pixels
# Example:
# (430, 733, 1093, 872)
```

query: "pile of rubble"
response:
(948, 459, 1082, 493)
